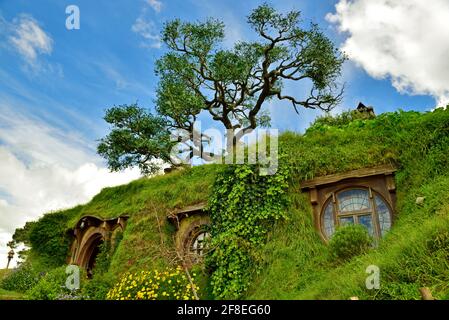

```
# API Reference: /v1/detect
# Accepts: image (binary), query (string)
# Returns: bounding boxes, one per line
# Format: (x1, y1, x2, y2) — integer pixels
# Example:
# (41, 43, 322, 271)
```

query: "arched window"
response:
(321, 187, 392, 239)
(190, 231, 210, 257)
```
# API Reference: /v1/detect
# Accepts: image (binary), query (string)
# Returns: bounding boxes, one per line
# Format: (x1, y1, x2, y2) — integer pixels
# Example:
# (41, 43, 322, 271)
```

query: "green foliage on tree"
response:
(98, 3, 345, 175)
(97, 104, 174, 175)
(12, 221, 37, 247)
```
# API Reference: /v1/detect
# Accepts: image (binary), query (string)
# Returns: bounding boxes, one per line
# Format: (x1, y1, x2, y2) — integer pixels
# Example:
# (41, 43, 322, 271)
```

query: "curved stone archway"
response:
(68, 215, 128, 277)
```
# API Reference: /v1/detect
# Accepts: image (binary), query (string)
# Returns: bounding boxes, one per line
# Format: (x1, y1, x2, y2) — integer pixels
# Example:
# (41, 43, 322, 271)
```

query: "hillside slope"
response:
(4, 108, 449, 300)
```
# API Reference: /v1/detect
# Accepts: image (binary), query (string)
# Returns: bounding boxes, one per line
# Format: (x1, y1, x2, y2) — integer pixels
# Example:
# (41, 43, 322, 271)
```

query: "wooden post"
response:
(420, 287, 435, 300)
(6, 250, 14, 269)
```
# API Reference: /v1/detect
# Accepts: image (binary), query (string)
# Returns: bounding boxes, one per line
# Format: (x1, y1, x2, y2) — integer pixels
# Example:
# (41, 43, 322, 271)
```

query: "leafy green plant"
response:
(13, 207, 79, 268)
(328, 224, 373, 261)
(27, 266, 87, 300)
(93, 241, 113, 276)
(207, 162, 290, 299)
(82, 273, 116, 300)
(0, 263, 40, 293)
(308, 108, 375, 132)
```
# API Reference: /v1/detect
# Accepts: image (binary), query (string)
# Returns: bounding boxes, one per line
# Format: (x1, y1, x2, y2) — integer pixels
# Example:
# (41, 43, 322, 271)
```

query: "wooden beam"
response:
(173, 202, 207, 215)
(309, 188, 318, 205)
(301, 164, 397, 189)
(420, 287, 435, 300)
(167, 202, 208, 227)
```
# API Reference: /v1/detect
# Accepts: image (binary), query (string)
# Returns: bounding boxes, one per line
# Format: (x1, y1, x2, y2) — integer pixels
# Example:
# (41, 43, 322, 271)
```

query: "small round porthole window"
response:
(184, 226, 211, 262)
(321, 187, 392, 240)
(191, 231, 210, 257)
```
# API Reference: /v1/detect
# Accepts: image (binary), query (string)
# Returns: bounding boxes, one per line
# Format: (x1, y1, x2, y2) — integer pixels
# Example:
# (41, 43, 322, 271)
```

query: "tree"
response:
(12, 220, 37, 247)
(98, 3, 345, 175)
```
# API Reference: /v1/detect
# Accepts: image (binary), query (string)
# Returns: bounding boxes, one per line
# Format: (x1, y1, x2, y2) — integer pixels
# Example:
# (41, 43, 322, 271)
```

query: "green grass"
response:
(247, 176, 449, 299)
(0, 269, 11, 279)
(0, 288, 24, 300)
(0, 269, 26, 300)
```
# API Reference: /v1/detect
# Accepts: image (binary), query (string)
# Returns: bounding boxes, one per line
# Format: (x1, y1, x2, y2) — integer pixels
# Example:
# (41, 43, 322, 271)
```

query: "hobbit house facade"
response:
(68, 164, 397, 274)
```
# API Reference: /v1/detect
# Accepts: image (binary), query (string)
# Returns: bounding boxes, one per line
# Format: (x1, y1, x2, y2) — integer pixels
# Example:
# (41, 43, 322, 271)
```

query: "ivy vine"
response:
(206, 160, 290, 299)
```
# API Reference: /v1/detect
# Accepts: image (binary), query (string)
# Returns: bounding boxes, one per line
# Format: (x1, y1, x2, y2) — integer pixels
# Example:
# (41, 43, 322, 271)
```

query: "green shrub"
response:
(328, 225, 373, 261)
(82, 273, 116, 300)
(107, 266, 198, 300)
(27, 266, 86, 300)
(25, 209, 79, 268)
(308, 109, 375, 132)
(93, 241, 113, 276)
(0, 263, 40, 293)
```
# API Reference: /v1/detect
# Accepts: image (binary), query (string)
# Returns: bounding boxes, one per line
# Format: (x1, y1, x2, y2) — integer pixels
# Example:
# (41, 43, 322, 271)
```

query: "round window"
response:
(190, 230, 210, 257)
(321, 188, 392, 239)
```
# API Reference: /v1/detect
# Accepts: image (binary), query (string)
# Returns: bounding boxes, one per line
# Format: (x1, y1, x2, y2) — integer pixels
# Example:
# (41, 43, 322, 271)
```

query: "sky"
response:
(0, 0, 448, 267)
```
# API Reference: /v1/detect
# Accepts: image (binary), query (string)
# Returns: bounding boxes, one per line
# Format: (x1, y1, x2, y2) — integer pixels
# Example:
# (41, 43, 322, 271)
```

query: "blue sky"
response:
(1, 0, 448, 265)
(0, 0, 436, 142)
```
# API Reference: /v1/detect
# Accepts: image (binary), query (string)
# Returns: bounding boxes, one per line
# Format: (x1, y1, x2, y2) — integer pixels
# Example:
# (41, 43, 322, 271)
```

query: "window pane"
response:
(337, 189, 371, 213)
(323, 202, 335, 238)
(375, 195, 392, 236)
(192, 231, 210, 256)
(358, 214, 374, 237)
(339, 216, 354, 226)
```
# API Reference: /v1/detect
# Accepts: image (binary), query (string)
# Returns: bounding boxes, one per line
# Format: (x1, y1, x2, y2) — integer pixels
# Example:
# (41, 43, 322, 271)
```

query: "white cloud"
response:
(0, 105, 141, 267)
(327, 0, 449, 107)
(131, 17, 161, 49)
(8, 14, 53, 66)
(146, 0, 162, 13)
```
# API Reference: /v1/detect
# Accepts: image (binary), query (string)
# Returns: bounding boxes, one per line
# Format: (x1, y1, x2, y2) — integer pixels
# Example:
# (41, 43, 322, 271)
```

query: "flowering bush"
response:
(106, 266, 198, 300)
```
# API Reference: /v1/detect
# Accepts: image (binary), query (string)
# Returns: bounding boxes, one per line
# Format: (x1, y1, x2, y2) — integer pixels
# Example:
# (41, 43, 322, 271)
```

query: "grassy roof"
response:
(10, 107, 449, 299)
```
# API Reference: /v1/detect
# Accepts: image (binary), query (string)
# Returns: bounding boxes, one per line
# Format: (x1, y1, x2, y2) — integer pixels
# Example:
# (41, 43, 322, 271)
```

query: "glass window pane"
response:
(337, 189, 371, 213)
(339, 216, 354, 226)
(192, 231, 210, 256)
(375, 195, 392, 236)
(358, 214, 374, 237)
(323, 202, 335, 238)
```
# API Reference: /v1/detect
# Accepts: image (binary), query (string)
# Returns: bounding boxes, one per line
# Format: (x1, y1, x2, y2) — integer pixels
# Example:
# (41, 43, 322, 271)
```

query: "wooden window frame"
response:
(321, 187, 393, 240)
(301, 165, 397, 242)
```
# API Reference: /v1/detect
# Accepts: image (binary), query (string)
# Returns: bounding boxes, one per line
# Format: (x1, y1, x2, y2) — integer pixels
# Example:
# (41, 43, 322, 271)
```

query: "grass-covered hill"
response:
(2, 107, 449, 300)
